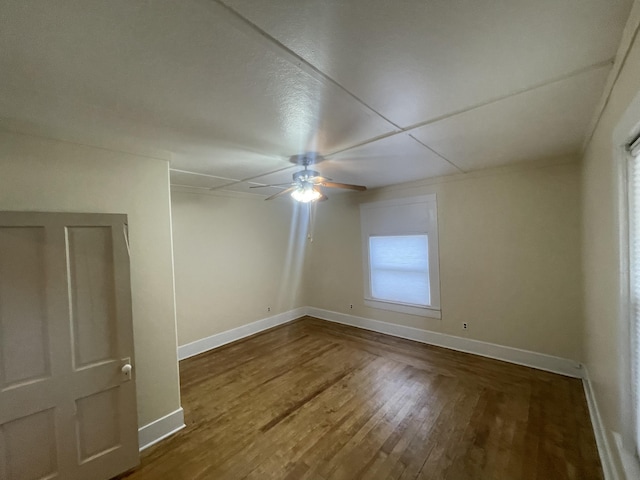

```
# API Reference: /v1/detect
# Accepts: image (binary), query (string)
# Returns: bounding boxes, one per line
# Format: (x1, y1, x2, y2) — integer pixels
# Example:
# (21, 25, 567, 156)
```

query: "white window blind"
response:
(369, 235, 430, 306)
(629, 141, 640, 457)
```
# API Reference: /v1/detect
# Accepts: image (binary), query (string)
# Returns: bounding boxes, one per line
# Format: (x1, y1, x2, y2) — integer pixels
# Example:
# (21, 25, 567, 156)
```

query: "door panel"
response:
(76, 387, 121, 462)
(0, 212, 138, 480)
(66, 226, 118, 369)
(1, 408, 58, 480)
(0, 227, 50, 389)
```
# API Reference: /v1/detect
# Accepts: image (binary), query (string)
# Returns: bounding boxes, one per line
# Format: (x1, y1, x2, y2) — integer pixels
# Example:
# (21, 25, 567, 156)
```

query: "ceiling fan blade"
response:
(319, 181, 367, 191)
(308, 176, 332, 184)
(249, 183, 292, 188)
(313, 186, 328, 202)
(265, 186, 296, 201)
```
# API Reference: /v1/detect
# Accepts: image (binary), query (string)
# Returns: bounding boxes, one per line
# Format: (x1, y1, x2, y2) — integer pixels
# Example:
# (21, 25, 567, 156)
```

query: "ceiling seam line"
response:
(170, 183, 213, 190)
(325, 130, 463, 172)
(325, 130, 406, 157)
(211, 0, 402, 131)
(408, 134, 465, 173)
(171, 165, 298, 190)
(170, 168, 236, 181)
(209, 180, 247, 191)
(399, 58, 614, 133)
(325, 58, 614, 159)
(239, 165, 297, 183)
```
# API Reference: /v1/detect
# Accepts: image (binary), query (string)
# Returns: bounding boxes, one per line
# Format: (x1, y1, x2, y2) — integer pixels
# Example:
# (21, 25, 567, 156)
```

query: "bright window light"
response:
(369, 235, 430, 306)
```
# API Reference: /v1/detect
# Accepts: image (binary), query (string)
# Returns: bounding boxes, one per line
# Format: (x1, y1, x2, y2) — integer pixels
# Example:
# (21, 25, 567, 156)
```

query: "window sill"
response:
(364, 298, 442, 319)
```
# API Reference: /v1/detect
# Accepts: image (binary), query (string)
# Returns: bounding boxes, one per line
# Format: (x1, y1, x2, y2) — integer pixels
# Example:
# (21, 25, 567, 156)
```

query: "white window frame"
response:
(614, 83, 640, 478)
(627, 143, 640, 462)
(360, 194, 441, 318)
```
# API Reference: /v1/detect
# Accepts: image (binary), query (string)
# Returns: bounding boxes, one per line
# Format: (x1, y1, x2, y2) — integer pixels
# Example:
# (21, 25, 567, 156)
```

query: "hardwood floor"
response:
(119, 317, 602, 479)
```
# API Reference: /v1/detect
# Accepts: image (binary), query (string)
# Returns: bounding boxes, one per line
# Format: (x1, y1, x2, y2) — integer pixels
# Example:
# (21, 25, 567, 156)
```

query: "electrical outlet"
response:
(462, 322, 468, 330)
(350, 304, 353, 309)
(267, 307, 271, 312)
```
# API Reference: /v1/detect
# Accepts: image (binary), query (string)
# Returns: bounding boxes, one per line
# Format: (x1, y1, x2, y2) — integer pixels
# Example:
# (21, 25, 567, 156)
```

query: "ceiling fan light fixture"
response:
(291, 184, 321, 203)
(261, 154, 366, 201)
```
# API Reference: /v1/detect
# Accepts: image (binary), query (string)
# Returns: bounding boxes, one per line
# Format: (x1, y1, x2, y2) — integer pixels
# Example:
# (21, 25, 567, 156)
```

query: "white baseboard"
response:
(138, 407, 185, 451)
(306, 307, 584, 378)
(177, 307, 306, 360)
(613, 431, 640, 480)
(582, 369, 619, 480)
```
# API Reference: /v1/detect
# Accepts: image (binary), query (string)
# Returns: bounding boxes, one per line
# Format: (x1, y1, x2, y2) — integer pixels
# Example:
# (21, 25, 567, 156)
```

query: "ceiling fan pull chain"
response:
(307, 203, 315, 242)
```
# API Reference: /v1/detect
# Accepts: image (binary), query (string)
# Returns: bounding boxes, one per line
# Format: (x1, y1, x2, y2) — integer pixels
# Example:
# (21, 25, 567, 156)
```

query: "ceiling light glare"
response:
(291, 186, 321, 203)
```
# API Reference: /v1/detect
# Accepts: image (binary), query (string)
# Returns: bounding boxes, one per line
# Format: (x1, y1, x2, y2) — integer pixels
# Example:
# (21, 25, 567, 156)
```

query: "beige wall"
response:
(0, 130, 181, 427)
(581, 5, 640, 475)
(305, 160, 584, 360)
(171, 188, 306, 346)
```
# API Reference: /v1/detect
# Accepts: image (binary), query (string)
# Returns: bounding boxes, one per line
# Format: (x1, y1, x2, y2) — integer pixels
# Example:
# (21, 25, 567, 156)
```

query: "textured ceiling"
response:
(0, 0, 633, 196)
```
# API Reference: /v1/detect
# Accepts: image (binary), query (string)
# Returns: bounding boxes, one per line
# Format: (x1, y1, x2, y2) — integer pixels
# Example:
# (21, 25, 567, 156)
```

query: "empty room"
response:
(2, 1, 640, 479)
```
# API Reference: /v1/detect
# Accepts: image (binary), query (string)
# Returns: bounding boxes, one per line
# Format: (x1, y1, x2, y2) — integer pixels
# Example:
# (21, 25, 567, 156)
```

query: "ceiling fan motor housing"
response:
(293, 169, 320, 183)
(289, 152, 325, 166)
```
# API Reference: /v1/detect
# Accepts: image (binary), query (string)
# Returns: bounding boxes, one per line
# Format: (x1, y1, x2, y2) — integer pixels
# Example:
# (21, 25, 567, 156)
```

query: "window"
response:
(369, 235, 430, 306)
(629, 133, 640, 458)
(360, 195, 440, 318)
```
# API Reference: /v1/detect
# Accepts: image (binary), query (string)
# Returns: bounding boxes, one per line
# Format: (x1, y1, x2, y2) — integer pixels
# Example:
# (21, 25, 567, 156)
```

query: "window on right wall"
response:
(627, 132, 640, 459)
(360, 194, 441, 318)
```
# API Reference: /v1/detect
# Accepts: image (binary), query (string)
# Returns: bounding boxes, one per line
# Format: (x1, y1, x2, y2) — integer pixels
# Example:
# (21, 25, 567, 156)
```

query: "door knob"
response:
(121, 363, 132, 380)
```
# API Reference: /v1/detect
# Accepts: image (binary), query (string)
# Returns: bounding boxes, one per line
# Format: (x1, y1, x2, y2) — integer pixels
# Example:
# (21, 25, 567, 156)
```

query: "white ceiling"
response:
(0, 0, 632, 197)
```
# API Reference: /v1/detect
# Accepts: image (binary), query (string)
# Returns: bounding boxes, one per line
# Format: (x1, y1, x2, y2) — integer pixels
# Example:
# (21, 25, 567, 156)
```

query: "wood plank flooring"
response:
(118, 316, 602, 479)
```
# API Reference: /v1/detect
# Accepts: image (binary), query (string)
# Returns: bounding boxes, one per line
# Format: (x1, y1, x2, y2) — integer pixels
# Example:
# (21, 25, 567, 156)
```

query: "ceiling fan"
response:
(251, 153, 367, 202)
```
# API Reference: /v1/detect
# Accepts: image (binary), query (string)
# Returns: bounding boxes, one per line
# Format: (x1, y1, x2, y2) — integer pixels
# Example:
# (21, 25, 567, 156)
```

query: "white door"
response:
(0, 212, 138, 480)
